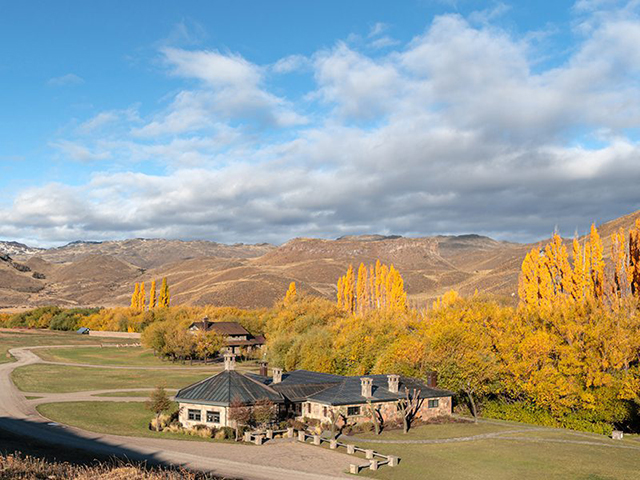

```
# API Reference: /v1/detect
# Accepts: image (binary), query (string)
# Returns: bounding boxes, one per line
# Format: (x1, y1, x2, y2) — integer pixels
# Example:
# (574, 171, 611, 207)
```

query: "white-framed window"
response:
(206, 410, 220, 423)
(188, 409, 202, 421)
(428, 399, 439, 409)
(347, 406, 361, 416)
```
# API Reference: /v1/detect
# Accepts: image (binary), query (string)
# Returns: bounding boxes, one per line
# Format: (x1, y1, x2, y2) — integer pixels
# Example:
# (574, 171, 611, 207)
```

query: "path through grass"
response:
(0, 329, 138, 364)
(351, 422, 640, 480)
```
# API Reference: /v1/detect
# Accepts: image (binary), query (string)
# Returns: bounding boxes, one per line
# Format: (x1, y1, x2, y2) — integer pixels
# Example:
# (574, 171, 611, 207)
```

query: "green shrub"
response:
(482, 400, 614, 435)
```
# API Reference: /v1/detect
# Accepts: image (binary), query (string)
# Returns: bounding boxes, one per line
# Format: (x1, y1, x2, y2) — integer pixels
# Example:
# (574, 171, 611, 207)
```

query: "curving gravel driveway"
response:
(0, 346, 359, 480)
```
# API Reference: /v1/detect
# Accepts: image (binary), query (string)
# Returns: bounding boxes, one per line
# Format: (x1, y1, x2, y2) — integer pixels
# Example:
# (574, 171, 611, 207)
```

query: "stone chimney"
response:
(203, 315, 210, 331)
(387, 374, 400, 394)
(426, 371, 437, 388)
(360, 377, 373, 398)
(272, 367, 283, 384)
(259, 361, 268, 377)
(223, 352, 236, 371)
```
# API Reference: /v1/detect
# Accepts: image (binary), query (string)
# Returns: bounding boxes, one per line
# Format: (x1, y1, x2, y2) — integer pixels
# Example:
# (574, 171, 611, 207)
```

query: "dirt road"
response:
(0, 346, 357, 480)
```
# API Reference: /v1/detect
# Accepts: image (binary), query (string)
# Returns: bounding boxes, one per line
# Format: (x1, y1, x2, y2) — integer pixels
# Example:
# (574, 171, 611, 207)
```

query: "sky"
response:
(1, 0, 639, 247)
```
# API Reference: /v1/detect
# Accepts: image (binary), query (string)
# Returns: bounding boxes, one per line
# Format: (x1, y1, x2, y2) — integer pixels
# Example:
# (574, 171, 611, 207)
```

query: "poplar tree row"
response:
(336, 260, 407, 314)
(131, 277, 170, 312)
(519, 220, 640, 309)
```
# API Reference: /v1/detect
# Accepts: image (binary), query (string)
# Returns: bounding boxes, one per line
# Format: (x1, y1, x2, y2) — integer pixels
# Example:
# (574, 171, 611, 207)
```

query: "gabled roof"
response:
(175, 370, 284, 406)
(189, 321, 250, 336)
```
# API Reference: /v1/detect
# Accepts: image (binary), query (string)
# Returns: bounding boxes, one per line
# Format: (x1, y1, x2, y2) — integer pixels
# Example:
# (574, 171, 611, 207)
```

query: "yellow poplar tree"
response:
(570, 238, 587, 303)
(138, 282, 146, 312)
(131, 283, 140, 310)
(158, 277, 170, 308)
(629, 219, 640, 297)
(284, 281, 297, 304)
(149, 280, 157, 309)
(356, 263, 368, 315)
(590, 223, 605, 300)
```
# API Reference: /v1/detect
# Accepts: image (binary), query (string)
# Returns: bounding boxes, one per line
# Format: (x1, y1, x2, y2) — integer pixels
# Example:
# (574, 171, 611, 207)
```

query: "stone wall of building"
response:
(299, 396, 451, 425)
(178, 402, 229, 428)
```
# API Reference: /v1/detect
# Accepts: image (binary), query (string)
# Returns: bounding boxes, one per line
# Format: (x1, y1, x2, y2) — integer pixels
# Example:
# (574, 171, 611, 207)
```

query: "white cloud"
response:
(47, 73, 84, 87)
(7, 4, 640, 245)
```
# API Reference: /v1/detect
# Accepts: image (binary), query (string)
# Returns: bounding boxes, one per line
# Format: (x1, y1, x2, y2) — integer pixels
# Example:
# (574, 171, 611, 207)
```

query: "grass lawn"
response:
(12, 364, 217, 393)
(35, 346, 259, 370)
(352, 421, 518, 441)
(36, 401, 226, 443)
(95, 390, 176, 398)
(0, 329, 138, 364)
(350, 422, 640, 480)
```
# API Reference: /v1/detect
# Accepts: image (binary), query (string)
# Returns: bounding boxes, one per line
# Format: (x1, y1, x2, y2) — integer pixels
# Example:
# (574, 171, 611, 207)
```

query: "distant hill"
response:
(1, 210, 638, 310)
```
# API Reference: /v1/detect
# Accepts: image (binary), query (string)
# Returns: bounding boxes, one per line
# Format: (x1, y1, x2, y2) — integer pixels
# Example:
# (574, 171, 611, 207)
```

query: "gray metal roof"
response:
(307, 375, 453, 406)
(175, 370, 284, 406)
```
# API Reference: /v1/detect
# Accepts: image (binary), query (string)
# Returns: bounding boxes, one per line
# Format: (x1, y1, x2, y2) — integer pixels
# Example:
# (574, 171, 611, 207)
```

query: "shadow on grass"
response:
(0, 417, 239, 479)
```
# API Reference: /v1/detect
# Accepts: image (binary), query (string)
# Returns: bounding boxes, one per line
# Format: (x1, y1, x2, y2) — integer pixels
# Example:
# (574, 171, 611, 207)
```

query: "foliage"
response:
(145, 386, 173, 431)
(336, 260, 407, 314)
(158, 277, 170, 308)
(252, 398, 276, 427)
(228, 397, 251, 441)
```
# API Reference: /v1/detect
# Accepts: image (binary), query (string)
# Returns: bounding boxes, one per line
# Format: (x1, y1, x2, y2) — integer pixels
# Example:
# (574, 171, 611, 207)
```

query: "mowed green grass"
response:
(37, 347, 171, 367)
(36, 345, 260, 369)
(11, 364, 217, 393)
(94, 390, 176, 398)
(353, 421, 518, 441)
(36, 401, 221, 443)
(0, 329, 138, 364)
(353, 423, 640, 480)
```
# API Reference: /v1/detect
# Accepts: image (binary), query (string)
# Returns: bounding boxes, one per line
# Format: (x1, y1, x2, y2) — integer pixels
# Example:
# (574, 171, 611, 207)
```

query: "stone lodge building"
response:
(188, 317, 265, 355)
(175, 353, 453, 429)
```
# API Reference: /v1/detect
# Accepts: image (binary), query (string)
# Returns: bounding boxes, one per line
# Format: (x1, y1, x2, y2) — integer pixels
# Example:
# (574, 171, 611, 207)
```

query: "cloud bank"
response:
(4, 3, 640, 246)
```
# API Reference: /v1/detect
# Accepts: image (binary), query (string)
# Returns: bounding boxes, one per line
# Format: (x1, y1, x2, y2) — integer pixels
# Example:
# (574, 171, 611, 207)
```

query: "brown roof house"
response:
(188, 317, 266, 354)
(175, 353, 453, 429)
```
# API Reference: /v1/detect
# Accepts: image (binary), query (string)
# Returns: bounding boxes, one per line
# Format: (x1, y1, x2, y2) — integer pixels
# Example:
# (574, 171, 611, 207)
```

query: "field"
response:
(350, 422, 640, 480)
(36, 401, 227, 443)
(0, 329, 138, 364)
(11, 364, 219, 393)
(35, 346, 240, 368)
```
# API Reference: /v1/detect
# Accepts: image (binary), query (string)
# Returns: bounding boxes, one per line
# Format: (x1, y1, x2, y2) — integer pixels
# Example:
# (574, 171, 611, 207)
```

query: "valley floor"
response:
(1, 329, 640, 480)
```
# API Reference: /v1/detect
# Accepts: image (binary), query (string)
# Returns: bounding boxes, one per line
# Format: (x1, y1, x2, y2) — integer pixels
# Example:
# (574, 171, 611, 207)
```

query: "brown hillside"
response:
(2, 209, 639, 310)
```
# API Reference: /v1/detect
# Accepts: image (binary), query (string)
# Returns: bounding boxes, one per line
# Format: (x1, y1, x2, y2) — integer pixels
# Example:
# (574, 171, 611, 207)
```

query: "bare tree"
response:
(366, 400, 383, 435)
(228, 397, 252, 441)
(397, 388, 423, 434)
(328, 406, 346, 439)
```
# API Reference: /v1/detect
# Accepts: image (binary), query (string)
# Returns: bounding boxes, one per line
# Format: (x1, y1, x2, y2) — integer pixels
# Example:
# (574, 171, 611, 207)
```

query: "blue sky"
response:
(1, 0, 639, 246)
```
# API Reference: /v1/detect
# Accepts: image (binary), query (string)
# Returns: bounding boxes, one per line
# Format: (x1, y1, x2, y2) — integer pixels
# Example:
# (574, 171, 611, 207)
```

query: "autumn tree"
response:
(629, 219, 640, 297)
(146, 386, 172, 431)
(228, 397, 252, 441)
(253, 398, 276, 427)
(336, 261, 407, 315)
(131, 283, 140, 310)
(284, 282, 297, 305)
(149, 280, 157, 309)
(158, 277, 170, 308)
(194, 330, 224, 364)
(138, 282, 146, 311)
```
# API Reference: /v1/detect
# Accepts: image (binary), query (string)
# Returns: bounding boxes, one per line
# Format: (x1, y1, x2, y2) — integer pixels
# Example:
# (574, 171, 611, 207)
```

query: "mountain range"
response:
(2, 210, 639, 310)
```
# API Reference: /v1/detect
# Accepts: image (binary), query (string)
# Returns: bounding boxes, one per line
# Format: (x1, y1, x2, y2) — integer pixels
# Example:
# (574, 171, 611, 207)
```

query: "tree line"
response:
(131, 277, 170, 312)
